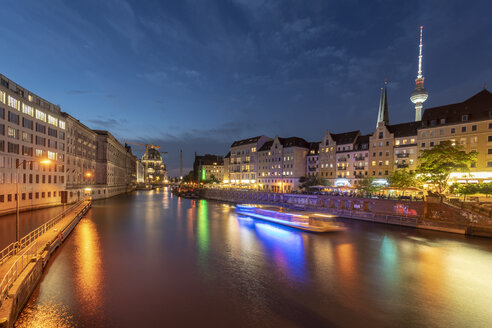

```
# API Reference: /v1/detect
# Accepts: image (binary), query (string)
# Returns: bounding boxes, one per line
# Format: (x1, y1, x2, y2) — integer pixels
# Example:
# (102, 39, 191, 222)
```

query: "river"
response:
(14, 189, 492, 327)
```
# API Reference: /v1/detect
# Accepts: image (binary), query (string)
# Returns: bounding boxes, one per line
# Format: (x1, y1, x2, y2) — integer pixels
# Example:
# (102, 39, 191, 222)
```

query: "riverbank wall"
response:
(203, 189, 492, 238)
(0, 201, 91, 328)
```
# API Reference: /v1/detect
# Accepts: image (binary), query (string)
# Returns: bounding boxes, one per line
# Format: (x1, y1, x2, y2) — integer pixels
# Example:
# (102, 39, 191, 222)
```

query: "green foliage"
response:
(450, 182, 492, 199)
(417, 140, 477, 194)
(356, 177, 381, 195)
(182, 170, 195, 183)
(386, 169, 420, 189)
(299, 175, 328, 190)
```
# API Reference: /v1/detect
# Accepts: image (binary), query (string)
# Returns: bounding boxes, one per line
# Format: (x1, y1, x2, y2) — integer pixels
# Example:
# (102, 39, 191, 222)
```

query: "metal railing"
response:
(0, 241, 38, 303)
(0, 199, 85, 266)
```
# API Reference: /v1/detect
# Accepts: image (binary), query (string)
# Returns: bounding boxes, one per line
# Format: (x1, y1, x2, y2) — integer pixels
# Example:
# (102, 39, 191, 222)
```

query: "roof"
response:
(258, 140, 274, 151)
(231, 136, 262, 147)
(142, 147, 162, 161)
(224, 151, 231, 158)
(330, 130, 360, 145)
(308, 141, 320, 151)
(354, 134, 370, 147)
(421, 89, 492, 127)
(387, 121, 420, 138)
(278, 136, 310, 149)
(195, 154, 224, 166)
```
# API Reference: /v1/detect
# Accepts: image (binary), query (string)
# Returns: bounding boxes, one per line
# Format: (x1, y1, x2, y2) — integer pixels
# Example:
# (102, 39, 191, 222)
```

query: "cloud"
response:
(88, 117, 128, 128)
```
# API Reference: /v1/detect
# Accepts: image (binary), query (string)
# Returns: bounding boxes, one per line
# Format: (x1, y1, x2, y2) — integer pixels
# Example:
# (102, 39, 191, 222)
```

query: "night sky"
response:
(1, 0, 491, 176)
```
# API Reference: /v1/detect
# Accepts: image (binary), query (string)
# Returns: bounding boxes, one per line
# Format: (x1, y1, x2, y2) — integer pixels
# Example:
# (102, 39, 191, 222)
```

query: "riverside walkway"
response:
(0, 200, 91, 327)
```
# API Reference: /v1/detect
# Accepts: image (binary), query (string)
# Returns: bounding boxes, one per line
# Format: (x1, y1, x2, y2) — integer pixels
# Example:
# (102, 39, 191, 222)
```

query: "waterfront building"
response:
(0, 74, 66, 214)
(257, 136, 309, 192)
(306, 142, 320, 177)
(390, 122, 419, 173)
(193, 154, 224, 182)
(136, 159, 145, 184)
(228, 135, 271, 185)
(64, 113, 97, 202)
(223, 152, 230, 183)
(94, 130, 137, 197)
(418, 88, 492, 183)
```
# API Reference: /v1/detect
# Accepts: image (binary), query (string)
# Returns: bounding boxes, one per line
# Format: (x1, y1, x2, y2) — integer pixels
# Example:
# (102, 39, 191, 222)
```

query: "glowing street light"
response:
(16, 158, 54, 245)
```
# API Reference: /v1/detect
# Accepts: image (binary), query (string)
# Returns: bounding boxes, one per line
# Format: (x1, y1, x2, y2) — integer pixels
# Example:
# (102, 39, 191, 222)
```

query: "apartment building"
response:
(228, 135, 271, 185)
(64, 113, 97, 202)
(193, 154, 224, 182)
(0, 74, 66, 214)
(306, 142, 320, 177)
(223, 152, 230, 183)
(418, 89, 492, 183)
(94, 130, 137, 197)
(389, 122, 419, 173)
(257, 136, 309, 192)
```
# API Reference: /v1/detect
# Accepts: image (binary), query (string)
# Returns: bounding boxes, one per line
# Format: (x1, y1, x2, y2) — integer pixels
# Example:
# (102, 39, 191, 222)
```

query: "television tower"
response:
(410, 26, 428, 121)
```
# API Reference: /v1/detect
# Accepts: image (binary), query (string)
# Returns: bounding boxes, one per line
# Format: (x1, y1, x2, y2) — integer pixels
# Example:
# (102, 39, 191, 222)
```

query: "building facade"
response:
(228, 135, 271, 185)
(257, 136, 309, 192)
(0, 74, 67, 214)
(193, 154, 224, 182)
(306, 142, 320, 177)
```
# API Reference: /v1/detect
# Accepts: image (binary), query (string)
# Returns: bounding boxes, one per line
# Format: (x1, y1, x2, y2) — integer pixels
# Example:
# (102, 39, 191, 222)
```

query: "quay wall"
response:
(0, 202, 91, 328)
(203, 189, 492, 238)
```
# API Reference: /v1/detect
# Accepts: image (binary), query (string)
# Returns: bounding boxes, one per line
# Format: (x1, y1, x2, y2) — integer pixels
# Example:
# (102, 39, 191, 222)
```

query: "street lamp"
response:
(16, 158, 53, 246)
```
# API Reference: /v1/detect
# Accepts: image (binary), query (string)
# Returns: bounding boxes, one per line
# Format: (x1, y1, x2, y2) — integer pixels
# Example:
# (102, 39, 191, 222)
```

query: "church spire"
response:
(377, 80, 389, 127)
(410, 26, 428, 121)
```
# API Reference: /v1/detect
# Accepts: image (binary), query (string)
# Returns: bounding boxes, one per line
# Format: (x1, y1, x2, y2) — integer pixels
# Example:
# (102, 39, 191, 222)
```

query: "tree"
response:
(182, 170, 195, 183)
(299, 175, 328, 191)
(356, 177, 381, 195)
(386, 169, 420, 189)
(417, 140, 477, 194)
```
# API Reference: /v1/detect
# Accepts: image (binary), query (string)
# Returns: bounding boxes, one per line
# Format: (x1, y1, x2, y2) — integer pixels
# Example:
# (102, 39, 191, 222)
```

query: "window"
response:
(462, 114, 468, 121)
(489, 123, 492, 129)
(431, 120, 436, 126)
(472, 125, 477, 131)
(421, 142, 425, 147)
(440, 129, 445, 135)
(378, 132, 383, 139)
(421, 131, 426, 137)
(22, 132, 32, 143)
(7, 142, 19, 154)
(36, 123, 46, 134)
(489, 136, 492, 142)
(440, 118, 446, 124)
(395, 140, 400, 146)
(8, 112, 19, 124)
(0, 90, 5, 104)
(430, 141, 434, 147)
(488, 149, 492, 155)
(461, 126, 466, 133)
(488, 162, 492, 168)
(35, 110, 46, 122)
(36, 136, 45, 146)
(48, 151, 57, 160)
(21, 103, 34, 116)
(22, 118, 33, 129)
(7, 96, 20, 110)
(47, 115, 58, 126)
(451, 128, 456, 134)
(0, 124, 4, 136)
(48, 127, 57, 137)
(7, 127, 18, 139)
(59, 131, 65, 140)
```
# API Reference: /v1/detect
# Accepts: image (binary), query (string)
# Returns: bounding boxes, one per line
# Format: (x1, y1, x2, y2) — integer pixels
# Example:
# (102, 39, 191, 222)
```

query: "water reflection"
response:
(15, 191, 492, 327)
(74, 218, 103, 321)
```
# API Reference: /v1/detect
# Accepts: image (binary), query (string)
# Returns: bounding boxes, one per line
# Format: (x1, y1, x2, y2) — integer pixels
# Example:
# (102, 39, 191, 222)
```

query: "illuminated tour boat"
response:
(235, 204, 346, 233)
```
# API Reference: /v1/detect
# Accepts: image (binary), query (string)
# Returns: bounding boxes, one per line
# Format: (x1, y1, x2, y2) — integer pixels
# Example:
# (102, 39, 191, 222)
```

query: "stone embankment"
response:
(203, 189, 492, 238)
(0, 200, 91, 328)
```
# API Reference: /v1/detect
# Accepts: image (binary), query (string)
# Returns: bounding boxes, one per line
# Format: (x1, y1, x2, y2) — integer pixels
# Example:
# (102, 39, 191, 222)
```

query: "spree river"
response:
(15, 190, 492, 327)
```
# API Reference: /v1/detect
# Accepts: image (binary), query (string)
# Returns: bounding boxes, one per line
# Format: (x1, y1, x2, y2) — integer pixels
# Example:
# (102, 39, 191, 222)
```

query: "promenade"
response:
(0, 200, 91, 328)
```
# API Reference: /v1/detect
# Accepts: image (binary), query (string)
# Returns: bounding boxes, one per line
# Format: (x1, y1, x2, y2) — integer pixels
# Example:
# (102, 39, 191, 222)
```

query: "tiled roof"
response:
(231, 136, 262, 147)
(308, 141, 320, 151)
(224, 151, 231, 158)
(258, 140, 273, 152)
(278, 137, 310, 149)
(387, 121, 420, 137)
(421, 89, 492, 127)
(330, 130, 360, 144)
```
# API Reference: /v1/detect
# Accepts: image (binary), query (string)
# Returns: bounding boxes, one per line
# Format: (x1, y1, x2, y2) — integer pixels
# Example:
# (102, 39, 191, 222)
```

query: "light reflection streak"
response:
(74, 218, 103, 320)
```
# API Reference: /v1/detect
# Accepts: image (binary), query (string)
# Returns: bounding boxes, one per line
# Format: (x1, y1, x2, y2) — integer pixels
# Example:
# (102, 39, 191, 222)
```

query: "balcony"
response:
(337, 167, 347, 171)
(397, 163, 409, 168)
(396, 153, 409, 158)
(353, 156, 365, 161)
(353, 166, 365, 170)
(337, 158, 347, 162)
(308, 168, 317, 172)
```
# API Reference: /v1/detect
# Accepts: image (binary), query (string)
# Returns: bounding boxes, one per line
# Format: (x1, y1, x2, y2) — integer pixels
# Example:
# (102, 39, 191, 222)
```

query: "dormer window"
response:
(431, 120, 437, 126)
(462, 114, 468, 122)
(378, 132, 383, 139)
(440, 118, 446, 124)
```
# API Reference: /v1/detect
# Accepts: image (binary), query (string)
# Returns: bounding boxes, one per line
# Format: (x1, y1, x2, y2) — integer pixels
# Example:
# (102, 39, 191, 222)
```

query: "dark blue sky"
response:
(2, 0, 491, 176)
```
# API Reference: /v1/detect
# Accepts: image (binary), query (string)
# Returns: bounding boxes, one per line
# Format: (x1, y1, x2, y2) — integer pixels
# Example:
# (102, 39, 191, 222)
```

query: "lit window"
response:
(36, 110, 47, 122)
(48, 151, 57, 160)
(8, 96, 20, 110)
(0, 90, 5, 104)
(410, 138, 415, 143)
(22, 103, 34, 116)
(395, 140, 400, 145)
(35, 149, 43, 157)
(48, 115, 58, 126)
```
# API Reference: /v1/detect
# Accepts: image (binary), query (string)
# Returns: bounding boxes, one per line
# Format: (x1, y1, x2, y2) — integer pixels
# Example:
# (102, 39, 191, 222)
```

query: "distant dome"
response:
(410, 87, 428, 104)
(142, 148, 162, 162)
